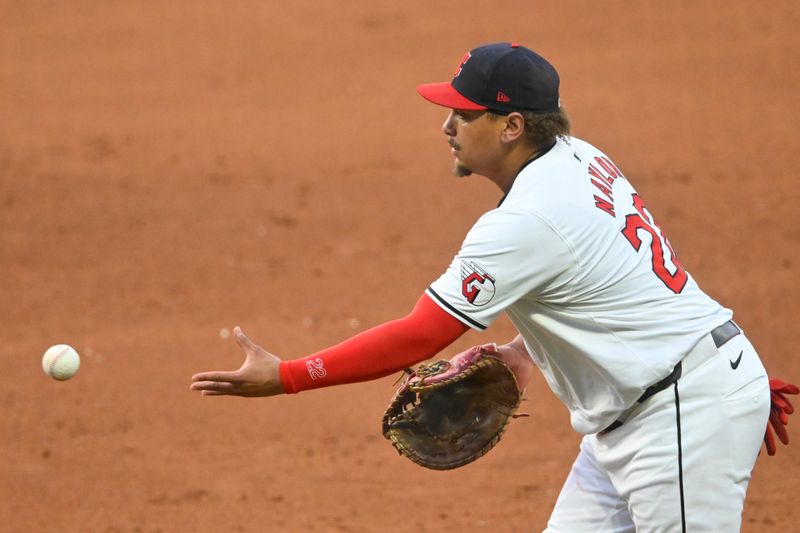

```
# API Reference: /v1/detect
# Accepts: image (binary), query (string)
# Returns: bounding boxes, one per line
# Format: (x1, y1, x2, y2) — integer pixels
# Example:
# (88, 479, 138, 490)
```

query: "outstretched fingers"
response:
(190, 369, 244, 394)
(190, 379, 240, 393)
(190, 326, 283, 397)
(191, 370, 241, 383)
(234, 326, 258, 352)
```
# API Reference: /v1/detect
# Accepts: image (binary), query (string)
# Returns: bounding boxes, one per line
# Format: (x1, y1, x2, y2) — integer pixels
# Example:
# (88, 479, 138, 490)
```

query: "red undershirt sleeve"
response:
(279, 293, 470, 393)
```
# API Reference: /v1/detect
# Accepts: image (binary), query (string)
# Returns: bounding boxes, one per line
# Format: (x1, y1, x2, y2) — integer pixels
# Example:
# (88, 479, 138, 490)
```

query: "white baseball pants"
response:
(545, 330, 770, 532)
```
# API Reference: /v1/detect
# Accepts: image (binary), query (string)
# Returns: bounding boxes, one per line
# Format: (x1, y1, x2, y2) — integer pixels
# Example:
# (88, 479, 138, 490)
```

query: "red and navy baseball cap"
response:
(417, 42, 560, 114)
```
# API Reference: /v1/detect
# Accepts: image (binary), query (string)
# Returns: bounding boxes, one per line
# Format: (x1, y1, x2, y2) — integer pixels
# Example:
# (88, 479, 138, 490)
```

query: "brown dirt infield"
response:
(1, 2, 798, 531)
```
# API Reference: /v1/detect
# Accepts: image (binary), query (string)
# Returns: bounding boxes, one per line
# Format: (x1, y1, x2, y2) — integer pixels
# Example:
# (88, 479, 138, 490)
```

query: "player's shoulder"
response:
(469, 197, 563, 251)
(496, 136, 629, 228)
(530, 136, 613, 175)
(512, 136, 624, 197)
(567, 136, 622, 169)
(565, 135, 601, 154)
(502, 136, 587, 207)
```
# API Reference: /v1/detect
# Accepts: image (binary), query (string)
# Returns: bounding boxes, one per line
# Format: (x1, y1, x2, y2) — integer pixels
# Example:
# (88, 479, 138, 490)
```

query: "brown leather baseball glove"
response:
(382, 343, 523, 470)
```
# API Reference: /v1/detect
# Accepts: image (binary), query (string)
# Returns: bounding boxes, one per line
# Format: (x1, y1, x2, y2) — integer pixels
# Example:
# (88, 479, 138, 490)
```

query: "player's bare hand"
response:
(495, 335, 535, 392)
(190, 326, 284, 397)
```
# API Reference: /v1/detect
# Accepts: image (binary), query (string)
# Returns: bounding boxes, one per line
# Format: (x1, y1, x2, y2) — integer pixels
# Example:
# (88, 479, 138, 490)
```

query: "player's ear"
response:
(500, 112, 526, 144)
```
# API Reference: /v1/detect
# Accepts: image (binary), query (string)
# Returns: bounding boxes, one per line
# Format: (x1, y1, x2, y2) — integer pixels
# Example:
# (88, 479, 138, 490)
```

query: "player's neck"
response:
(489, 145, 542, 194)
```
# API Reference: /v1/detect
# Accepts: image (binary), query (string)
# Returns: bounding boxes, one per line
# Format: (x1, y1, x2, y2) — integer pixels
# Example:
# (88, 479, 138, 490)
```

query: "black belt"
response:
(599, 320, 741, 435)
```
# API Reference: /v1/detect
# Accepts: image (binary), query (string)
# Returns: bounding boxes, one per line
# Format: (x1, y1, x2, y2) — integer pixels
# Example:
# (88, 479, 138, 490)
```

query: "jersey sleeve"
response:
(427, 208, 576, 330)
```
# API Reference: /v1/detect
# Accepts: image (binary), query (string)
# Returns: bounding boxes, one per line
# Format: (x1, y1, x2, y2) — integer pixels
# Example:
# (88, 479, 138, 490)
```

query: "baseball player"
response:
(191, 43, 795, 531)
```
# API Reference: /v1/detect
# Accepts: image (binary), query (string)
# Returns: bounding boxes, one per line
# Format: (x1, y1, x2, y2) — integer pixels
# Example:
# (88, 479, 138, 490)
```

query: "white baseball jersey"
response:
(427, 136, 732, 434)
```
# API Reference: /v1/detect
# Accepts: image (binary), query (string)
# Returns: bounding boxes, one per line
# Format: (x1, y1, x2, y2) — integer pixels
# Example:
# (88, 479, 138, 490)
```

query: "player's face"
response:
(442, 109, 506, 178)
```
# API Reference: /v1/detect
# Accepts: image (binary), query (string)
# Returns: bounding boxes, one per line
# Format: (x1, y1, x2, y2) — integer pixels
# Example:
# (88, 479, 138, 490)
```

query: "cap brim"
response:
(416, 82, 487, 110)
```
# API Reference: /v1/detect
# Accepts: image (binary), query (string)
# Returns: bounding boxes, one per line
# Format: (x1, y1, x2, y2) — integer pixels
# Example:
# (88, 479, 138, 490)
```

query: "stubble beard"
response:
(453, 163, 473, 177)
(449, 139, 472, 177)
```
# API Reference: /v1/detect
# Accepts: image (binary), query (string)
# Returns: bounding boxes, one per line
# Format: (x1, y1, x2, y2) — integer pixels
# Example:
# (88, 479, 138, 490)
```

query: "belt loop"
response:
(711, 320, 740, 348)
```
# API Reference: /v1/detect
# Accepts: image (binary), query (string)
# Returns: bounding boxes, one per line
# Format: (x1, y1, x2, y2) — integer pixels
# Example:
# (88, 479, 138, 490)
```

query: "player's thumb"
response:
(233, 326, 257, 352)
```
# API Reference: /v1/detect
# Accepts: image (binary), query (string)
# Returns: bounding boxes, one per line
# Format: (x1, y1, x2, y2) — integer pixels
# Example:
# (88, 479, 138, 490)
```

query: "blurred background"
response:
(1, 1, 798, 531)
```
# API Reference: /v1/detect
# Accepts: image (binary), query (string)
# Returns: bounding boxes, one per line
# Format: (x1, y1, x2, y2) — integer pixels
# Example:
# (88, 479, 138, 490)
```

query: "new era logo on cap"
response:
(417, 42, 560, 114)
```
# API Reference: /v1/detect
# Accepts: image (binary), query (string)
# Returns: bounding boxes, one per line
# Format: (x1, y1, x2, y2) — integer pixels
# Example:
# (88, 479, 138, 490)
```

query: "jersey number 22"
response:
(621, 194, 688, 294)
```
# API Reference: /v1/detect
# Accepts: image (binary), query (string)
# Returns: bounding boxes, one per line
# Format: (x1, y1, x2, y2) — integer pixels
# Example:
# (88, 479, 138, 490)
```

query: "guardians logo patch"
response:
(460, 260, 496, 306)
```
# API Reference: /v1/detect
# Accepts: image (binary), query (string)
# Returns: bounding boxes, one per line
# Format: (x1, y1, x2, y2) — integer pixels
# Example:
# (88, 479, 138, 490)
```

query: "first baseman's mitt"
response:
(382, 343, 522, 470)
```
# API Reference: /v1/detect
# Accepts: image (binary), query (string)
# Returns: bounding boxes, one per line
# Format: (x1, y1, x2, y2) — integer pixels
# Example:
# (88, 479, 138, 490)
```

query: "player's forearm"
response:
(502, 334, 526, 353)
(279, 294, 469, 393)
(494, 334, 536, 391)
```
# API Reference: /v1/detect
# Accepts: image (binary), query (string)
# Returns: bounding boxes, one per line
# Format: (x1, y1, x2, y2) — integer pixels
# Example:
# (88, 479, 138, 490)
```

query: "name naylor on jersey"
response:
(587, 156, 625, 217)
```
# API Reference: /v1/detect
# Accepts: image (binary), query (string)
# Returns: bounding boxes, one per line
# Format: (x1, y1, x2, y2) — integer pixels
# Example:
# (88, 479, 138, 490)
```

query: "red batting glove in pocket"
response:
(764, 378, 799, 456)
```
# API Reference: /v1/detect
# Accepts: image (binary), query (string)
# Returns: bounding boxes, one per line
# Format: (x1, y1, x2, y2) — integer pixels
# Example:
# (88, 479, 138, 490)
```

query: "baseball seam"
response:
(48, 346, 70, 375)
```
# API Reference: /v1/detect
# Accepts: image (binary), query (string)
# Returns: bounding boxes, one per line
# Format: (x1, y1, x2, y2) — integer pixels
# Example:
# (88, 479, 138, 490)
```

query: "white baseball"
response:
(42, 344, 81, 381)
